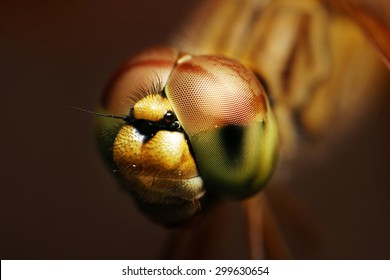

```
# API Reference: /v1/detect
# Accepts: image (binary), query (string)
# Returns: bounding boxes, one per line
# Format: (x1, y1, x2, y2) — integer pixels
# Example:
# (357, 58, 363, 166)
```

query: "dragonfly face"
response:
(96, 47, 277, 225)
(95, 0, 389, 228)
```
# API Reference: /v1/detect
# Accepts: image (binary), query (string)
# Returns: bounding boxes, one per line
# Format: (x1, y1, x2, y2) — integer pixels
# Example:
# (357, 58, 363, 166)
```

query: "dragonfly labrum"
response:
(94, 0, 389, 257)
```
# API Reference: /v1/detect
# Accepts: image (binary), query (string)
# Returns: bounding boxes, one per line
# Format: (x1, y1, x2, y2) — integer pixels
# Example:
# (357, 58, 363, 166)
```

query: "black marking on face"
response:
(124, 107, 182, 139)
(138, 120, 159, 136)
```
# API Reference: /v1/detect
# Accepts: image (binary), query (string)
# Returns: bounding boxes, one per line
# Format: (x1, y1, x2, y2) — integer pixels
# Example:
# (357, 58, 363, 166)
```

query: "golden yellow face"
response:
(96, 47, 278, 226)
(112, 94, 205, 203)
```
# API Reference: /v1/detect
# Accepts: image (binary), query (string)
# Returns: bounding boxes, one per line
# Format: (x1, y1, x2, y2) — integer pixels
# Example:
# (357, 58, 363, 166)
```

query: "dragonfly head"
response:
(95, 47, 278, 225)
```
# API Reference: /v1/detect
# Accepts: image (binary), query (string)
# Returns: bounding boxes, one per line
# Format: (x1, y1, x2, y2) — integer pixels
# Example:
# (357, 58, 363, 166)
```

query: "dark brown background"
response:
(1, 0, 389, 259)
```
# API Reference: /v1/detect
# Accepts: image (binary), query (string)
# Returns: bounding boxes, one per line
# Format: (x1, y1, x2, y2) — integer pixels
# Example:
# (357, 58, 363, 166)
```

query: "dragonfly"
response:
(93, 0, 390, 259)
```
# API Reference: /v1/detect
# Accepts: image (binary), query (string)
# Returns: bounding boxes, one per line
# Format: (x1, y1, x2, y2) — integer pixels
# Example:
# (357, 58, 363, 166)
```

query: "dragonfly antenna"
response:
(70, 106, 125, 120)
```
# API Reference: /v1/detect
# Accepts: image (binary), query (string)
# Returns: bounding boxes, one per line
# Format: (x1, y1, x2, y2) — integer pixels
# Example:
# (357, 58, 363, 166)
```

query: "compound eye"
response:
(164, 54, 278, 198)
(99, 47, 179, 116)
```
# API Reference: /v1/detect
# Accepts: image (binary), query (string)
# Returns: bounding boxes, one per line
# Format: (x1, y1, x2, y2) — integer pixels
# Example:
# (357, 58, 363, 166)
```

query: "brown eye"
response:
(164, 54, 277, 198)
(163, 110, 176, 124)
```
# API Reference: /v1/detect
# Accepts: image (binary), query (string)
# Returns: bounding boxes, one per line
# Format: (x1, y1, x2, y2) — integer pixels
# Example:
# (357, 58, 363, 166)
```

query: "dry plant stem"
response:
(243, 193, 294, 259)
(243, 194, 266, 259)
(262, 196, 294, 259)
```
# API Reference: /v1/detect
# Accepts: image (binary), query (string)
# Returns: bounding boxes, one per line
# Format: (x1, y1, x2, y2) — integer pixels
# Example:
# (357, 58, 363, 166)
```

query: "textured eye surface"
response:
(166, 55, 267, 136)
(101, 47, 179, 115)
(165, 54, 278, 198)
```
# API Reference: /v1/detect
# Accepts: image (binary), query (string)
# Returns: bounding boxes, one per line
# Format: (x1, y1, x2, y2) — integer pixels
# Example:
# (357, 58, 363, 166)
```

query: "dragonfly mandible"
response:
(94, 0, 390, 258)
